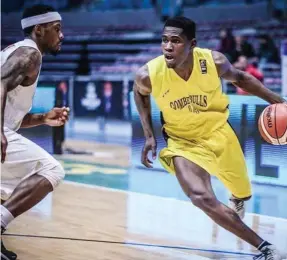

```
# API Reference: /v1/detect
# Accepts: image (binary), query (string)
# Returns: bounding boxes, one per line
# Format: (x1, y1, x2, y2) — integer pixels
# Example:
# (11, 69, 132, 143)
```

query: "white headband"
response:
(21, 12, 62, 29)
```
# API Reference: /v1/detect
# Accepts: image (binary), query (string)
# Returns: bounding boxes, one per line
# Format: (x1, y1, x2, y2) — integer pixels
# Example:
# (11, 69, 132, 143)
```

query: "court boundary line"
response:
(63, 180, 287, 223)
(3, 233, 256, 257)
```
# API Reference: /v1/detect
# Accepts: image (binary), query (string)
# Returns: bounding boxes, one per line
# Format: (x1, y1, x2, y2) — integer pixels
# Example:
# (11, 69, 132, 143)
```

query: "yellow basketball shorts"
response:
(159, 123, 252, 199)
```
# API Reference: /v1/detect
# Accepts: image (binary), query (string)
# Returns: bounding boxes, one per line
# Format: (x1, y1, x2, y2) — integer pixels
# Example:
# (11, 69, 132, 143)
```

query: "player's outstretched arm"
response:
(212, 51, 286, 104)
(133, 65, 157, 168)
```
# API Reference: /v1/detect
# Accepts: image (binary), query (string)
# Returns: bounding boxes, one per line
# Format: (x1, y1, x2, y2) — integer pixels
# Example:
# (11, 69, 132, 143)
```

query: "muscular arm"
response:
(133, 65, 155, 138)
(1, 47, 41, 132)
(212, 51, 286, 104)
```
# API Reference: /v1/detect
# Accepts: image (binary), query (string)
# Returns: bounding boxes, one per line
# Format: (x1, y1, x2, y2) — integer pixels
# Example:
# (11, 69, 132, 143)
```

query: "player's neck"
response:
(174, 55, 193, 81)
(25, 36, 44, 55)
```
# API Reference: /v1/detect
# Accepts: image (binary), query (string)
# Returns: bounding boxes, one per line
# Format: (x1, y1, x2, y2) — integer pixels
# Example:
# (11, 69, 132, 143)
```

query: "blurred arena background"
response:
(1, 0, 287, 259)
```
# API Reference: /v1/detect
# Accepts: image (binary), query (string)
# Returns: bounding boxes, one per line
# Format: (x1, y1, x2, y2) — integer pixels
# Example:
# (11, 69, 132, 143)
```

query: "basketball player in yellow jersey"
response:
(133, 17, 287, 260)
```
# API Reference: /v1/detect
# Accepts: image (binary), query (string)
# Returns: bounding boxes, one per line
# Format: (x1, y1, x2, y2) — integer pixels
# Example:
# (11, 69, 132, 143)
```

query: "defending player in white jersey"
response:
(1, 5, 69, 260)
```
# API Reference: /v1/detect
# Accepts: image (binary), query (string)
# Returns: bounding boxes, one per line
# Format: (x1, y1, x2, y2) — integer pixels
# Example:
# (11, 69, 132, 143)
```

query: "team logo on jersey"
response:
(170, 95, 207, 110)
(199, 59, 207, 74)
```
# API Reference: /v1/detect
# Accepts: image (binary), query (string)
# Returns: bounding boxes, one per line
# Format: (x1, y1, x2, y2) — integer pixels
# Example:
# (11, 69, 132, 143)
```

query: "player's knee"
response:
(190, 193, 217, 212)
(38, 163, 65, 190)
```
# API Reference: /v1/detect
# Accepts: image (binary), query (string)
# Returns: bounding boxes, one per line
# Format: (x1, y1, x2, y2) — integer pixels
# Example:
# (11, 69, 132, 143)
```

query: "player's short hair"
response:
(22, 5, 56, 36)
(164, 16, 196, 40)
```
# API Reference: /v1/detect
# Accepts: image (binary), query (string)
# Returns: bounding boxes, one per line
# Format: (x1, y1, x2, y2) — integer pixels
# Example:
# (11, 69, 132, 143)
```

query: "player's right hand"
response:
(141, 137, 157, 168)
(1, 132, 8, 164)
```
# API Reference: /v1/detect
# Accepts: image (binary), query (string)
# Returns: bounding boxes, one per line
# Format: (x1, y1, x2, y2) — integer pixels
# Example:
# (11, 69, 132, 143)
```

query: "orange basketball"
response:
(258, 103, 287, 145)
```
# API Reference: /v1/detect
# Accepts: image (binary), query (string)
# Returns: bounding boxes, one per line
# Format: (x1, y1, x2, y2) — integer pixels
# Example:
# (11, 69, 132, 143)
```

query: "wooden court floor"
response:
(2, 181, 287, 260)
(2, 141, 287, 259)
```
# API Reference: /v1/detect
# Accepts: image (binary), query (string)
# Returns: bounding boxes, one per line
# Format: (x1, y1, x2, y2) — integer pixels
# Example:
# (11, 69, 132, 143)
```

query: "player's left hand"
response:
(44, 107, 70, 127)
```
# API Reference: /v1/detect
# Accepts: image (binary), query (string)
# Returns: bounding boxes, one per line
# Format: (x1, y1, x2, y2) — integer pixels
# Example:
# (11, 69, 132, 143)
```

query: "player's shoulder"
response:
(195, 47, 227, 68)
(210, 50, 227, 65)
(135, 55, 165, 87)
(136, 55, 164, 79)
(14, 46, 41, 60)
(7, 46, 41, 69)
(146, 55, 165, 69)
(193, 47, 213, 57)
(146, 55, 166, 77)
(134, 64, 152, 94)
(135, 64, 151, 86)
(3, 39, 39, 55)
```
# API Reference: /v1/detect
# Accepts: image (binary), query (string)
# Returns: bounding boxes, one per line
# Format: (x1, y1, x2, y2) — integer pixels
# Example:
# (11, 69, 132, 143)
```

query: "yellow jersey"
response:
(147, 47, 230, 140)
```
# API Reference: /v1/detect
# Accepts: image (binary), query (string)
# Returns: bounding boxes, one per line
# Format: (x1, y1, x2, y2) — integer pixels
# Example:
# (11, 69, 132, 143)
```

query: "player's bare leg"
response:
(1, 171, 63, 260)
(3, 174, 53, 218)
(173, 156, 263, 247)
(173, 156, 287, 259)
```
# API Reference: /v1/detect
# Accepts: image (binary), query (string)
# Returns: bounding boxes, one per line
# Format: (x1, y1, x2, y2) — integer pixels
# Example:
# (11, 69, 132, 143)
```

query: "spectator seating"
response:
(1, 19, 285, 92)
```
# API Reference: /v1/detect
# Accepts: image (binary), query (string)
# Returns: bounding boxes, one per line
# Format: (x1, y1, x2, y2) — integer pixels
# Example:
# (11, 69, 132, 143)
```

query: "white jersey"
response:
(1, 40, 63, 200)
(1, 38, 42, 131)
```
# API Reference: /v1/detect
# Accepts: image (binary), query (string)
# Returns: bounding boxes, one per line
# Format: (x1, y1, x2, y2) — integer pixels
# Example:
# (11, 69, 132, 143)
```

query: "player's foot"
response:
(1, 227, 17, 260)
(253, 245, 287, 260)
(229, 196, 245, 219)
